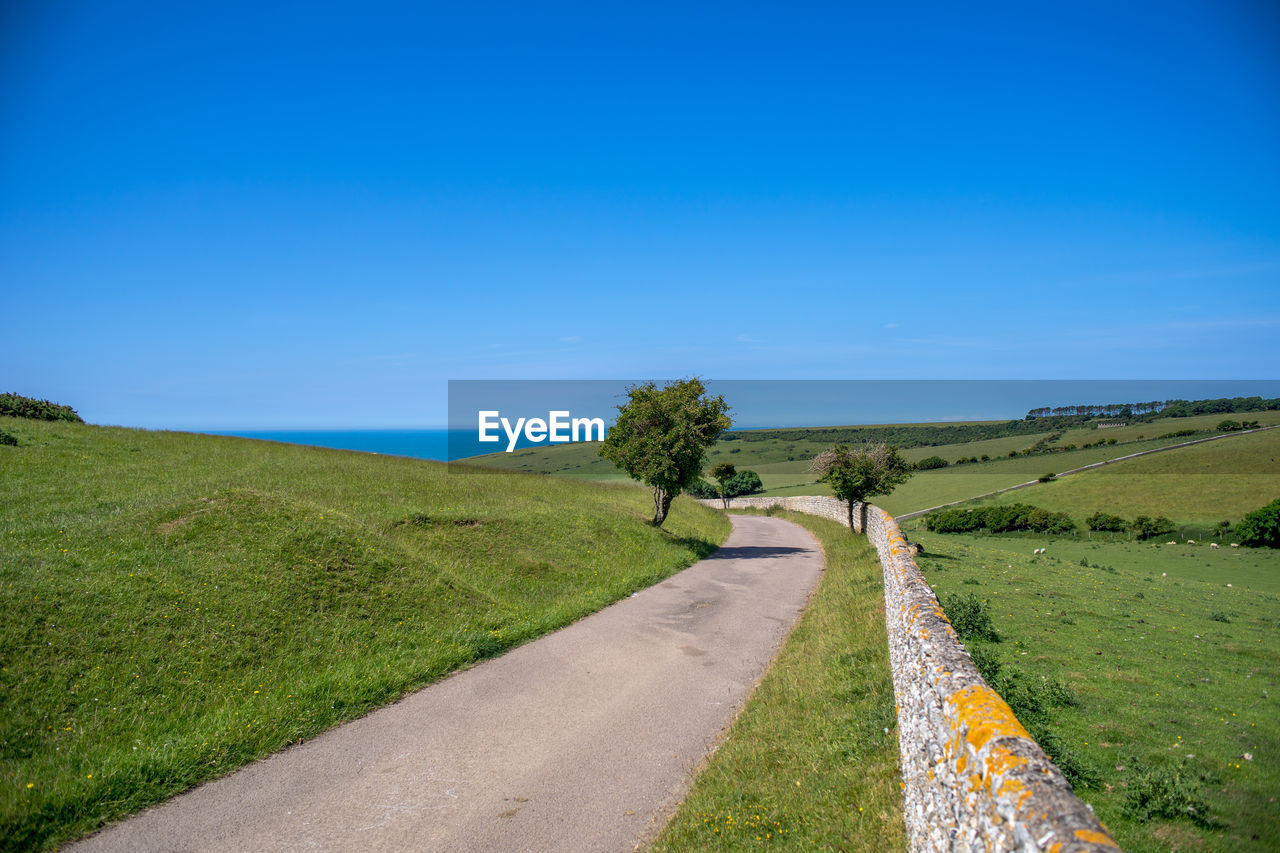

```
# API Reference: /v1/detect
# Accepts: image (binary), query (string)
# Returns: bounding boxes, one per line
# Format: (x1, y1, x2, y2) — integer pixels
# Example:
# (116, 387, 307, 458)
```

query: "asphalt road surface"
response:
(69, 514, 825, 853)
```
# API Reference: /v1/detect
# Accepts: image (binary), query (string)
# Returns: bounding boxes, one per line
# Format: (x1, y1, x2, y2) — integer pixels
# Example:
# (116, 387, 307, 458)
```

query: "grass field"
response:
(904, 529, 1280, 852)
(969, 428, 1280, 526)
(0, 417, 729, 851)
(651, 509, 904, 852)
(1048, 410, 1280, 449)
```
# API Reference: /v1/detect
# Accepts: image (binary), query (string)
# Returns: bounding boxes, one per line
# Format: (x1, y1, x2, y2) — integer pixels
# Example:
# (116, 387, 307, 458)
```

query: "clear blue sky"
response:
(3, 1, 1278, 429)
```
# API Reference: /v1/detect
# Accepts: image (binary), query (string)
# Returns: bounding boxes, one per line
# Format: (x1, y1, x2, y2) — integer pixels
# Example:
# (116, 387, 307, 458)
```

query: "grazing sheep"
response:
(1210, 542, 1219, 549)
(1166, 541, 1177, 545)
(1187, 539, 1196, 545)
(1231, 543, 1240, 548)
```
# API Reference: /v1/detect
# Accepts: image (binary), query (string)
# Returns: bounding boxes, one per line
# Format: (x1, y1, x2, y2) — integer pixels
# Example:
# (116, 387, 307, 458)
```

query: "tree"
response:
(710, 462, 737, 509)
(599, 378, 731, 526)
(809, 442, 912, 528)
(1132, 515, 1175, 541)
(1236, 498, 1280, 548)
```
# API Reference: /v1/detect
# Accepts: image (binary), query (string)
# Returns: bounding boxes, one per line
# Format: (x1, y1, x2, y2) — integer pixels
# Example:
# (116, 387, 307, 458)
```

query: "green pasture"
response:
(971, 428, 1280, 525)
(1049, 410, 1280, 449)
(906, 529, 1280, 852)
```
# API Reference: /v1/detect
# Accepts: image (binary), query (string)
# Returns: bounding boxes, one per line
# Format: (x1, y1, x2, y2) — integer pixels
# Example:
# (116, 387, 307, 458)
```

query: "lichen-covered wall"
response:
(704, 496, 1119, 852)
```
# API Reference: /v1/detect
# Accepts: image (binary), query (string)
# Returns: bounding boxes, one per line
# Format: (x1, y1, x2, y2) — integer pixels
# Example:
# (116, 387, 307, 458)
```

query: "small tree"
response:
(809, 442, 912, 528)
(599, 378, 731, 526)
(1236, 498, 1280, 548)
(710, 462, 737, 509)
(1132, 515, 1175, 541)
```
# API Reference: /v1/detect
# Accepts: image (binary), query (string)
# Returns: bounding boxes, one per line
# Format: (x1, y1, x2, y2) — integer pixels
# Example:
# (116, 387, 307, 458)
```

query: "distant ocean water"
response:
(203, 429, 501, 461)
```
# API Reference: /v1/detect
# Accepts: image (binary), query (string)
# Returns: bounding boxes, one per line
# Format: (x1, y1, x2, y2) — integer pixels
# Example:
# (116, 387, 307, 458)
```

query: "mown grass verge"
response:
(911, 530, 1280, 852)
(650, 509, 904, 851)
(0, 417, 730, 851)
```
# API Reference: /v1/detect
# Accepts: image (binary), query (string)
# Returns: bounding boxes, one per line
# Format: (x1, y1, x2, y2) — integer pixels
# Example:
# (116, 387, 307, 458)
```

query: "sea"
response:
(202, 429, 493, 462)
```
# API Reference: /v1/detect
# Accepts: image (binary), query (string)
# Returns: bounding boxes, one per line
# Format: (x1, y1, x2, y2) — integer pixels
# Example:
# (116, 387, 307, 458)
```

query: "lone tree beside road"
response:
(809, 442, 913, 528)
(710, 462, 737, 509)
(600, 379, 731, 526)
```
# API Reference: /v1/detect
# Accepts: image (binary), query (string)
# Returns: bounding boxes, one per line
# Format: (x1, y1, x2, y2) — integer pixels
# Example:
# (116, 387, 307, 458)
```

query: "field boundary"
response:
(701, 496, 1119, 852)
(895, 424, 1278, 521)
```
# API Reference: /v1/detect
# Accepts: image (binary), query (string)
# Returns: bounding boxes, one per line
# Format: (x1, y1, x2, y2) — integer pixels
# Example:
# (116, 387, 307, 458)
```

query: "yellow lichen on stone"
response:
(1074, 828, 1120, 847)
(948, 684, 1032, 750)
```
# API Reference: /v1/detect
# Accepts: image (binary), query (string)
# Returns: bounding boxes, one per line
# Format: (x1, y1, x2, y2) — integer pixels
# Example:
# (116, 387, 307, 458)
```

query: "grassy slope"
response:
(969, 427, 1280, 524)
(651, 510, 904, 852)
(906, 531, 1280, 852)
(0, 418, 729, 851)
(1048, 410, 1280, 449)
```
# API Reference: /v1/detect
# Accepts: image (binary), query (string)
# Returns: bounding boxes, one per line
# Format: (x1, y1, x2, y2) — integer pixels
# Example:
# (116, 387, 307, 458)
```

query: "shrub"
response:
(924, 504, 1075, 535)
(0, 392, 83, 423)
(1216, 419, 1243, 432)
(1038, 472, 1056, 483)
(915, 455, 949, 470)
(941, 592, 1001, 642)
(1123, 765, 1218, 828)
(1132, 515, 1175, 541)
(1236, 498, 1280, 548)
(924, 508, 983, 533)
(0, 430, 17, 447)
(685, 479, 719, 500)
(1086, 512, 1128, 532)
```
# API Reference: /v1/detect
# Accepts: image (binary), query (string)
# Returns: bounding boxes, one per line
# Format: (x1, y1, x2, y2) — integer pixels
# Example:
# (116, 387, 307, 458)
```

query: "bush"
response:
(1132, 515, 1175, 541)
(1038, 472, 1056, 482)
(723, 469, 764, 497)
(0, 430, 17, 446)
(0, 392, 83, 423)
(1123, 765, 1217, 828)
(1236, 498, 1280, 548)
(1216, 419, 1243, 432)
(915, 455, 949, 470)
(924, 508, 983, 533)
(1086, 512, 1128, 532)
(941, 592, 1001, 642)
(685, 479, 720, 500)
(924, 503, 1076, 535)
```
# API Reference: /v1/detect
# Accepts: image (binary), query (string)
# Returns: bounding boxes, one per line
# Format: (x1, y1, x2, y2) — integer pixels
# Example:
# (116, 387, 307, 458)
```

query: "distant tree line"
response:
(1025, 396, 1280, 421)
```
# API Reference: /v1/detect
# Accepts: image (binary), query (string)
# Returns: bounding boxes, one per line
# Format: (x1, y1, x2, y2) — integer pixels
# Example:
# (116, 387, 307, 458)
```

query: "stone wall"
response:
(704, 496, 1119, 852)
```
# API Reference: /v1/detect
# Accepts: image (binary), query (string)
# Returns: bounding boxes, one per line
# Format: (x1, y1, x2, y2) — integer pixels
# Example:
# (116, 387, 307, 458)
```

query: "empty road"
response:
(69, 514, 825, 853)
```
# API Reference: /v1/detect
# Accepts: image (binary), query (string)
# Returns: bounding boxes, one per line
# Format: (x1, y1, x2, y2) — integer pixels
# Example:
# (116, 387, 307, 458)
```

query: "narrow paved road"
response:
(70, 515, 824, 853)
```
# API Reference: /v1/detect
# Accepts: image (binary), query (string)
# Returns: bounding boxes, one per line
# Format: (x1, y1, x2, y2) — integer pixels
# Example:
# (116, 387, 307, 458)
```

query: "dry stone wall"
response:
(705, 495, 1119, 852)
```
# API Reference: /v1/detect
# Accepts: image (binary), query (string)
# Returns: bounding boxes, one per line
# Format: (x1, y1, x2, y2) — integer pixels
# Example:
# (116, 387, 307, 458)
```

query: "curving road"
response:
(69, 514, 824, 853)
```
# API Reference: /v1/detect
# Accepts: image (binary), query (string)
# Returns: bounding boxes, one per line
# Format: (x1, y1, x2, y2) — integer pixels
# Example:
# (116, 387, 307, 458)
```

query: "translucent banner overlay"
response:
(447, 379, 1280, 476)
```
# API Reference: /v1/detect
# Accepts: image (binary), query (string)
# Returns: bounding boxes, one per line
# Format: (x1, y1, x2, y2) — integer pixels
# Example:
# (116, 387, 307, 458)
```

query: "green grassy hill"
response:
(0, 418, 729, 851)
(968, 427, 1280, 525)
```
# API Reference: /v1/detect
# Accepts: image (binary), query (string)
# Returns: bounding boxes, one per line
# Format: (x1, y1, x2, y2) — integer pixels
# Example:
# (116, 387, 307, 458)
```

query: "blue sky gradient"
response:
(3, 1, 1278, 428)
